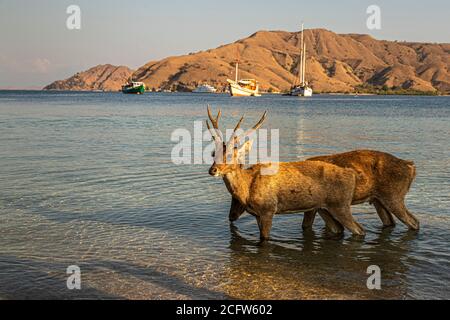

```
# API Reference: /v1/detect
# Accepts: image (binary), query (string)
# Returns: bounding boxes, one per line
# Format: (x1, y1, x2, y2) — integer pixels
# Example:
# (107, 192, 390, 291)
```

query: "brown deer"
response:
(206, 106, 365, 240)
(229, 149, 420, 233)
(302, 150, 420, 231)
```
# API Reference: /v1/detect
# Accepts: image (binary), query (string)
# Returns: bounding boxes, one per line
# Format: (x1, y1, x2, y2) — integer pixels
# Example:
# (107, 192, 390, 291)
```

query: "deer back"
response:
(245, 161, 357, 214)
(308, 150, 416, 203)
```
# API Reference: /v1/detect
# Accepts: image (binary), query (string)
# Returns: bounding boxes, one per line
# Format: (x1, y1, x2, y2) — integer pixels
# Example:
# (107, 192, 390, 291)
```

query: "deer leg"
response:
(229, 197, 246, 222)
(381, 200, 420, 231)
(302, 210, 317, 230)
(256, 214, 274, 241)
(373, 199, 396, 228)
(318, 209, 344, 234)
(328, 206, 366, 236)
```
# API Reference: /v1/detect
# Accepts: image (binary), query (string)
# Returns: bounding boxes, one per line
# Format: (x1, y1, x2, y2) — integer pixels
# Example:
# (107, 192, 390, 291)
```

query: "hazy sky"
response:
(1, 0, 449, 88)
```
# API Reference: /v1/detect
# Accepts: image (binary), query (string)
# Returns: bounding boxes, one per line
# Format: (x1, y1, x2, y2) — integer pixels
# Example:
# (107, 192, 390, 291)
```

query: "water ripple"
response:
(0, 92, 449, 299)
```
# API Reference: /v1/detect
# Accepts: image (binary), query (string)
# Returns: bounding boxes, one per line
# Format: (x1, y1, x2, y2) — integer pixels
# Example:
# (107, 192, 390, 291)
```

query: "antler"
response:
(206, 105, 222, 142)
(226, 115, 245, 148)
(226, 111, 267, 151)
(207, 105, 267, 151)
(245, 111, 267, 137)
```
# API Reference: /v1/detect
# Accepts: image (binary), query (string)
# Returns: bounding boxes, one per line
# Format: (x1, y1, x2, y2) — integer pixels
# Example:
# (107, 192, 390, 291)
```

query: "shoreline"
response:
(1, 89, 448, 97)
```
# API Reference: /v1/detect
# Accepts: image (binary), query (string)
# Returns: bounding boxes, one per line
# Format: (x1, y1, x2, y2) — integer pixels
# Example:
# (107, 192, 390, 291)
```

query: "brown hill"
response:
(44, 64, 133, 91)
(44, 29, 450, 93)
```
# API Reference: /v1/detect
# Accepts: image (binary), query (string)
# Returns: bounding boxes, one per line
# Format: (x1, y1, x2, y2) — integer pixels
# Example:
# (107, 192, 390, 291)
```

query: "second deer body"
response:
(230, 150, 420, 233)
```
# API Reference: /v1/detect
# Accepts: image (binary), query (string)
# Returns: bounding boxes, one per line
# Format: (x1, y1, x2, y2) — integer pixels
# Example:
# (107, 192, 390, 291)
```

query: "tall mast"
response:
(302, 43, 306, 85)
(299, 23, 304, 86)
(235, 48, 240, 82)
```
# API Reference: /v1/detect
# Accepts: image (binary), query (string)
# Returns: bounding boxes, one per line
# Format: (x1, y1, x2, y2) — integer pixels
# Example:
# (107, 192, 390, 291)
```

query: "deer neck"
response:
(223, 167, 252, 206)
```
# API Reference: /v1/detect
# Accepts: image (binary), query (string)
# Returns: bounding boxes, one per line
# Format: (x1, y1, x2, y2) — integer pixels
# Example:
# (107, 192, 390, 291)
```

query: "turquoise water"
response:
(0, 91, 449, 299)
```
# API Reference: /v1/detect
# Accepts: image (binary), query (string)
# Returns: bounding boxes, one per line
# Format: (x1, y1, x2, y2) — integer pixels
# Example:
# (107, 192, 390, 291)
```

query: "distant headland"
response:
(43, 29, 450, 95)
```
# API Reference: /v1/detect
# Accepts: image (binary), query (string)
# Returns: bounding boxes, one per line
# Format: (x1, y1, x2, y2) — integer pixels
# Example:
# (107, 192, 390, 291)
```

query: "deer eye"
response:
(211, 151, 216, 157)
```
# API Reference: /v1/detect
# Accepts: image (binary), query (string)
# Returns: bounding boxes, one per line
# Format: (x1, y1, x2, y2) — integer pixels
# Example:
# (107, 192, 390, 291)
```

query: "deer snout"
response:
(209, 166, 219, 177)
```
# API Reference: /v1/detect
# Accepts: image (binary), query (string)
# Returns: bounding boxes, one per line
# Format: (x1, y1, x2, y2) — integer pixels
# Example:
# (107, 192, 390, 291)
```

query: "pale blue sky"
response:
(0, 0, 449, 88)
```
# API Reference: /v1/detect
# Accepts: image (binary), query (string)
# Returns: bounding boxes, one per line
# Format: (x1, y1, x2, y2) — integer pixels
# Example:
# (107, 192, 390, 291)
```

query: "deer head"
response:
(206, 105, 267, 177)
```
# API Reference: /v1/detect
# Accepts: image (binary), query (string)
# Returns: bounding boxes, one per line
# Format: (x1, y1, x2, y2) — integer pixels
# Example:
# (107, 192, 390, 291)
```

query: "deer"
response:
(228, 149, 420, 233)
(206, 106, 365, 241)
(301, 150, 420, 231)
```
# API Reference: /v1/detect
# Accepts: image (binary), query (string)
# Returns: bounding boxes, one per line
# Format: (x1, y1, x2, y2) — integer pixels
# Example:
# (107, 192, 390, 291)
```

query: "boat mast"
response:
(235, 48, 240, 82)
(299, 23, 304, 86)
(302, 42, 306, 85)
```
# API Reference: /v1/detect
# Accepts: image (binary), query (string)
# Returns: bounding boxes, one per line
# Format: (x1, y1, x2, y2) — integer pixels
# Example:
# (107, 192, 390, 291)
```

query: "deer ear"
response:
(237, 140, 254, 163)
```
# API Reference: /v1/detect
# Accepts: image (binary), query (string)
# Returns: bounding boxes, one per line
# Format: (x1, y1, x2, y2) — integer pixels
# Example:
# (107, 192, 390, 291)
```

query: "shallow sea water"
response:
(0, 91, 449, 299)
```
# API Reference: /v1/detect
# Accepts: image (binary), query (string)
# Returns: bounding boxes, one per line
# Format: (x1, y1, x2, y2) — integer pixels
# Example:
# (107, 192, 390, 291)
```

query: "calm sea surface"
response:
(0, 91, 449, 299)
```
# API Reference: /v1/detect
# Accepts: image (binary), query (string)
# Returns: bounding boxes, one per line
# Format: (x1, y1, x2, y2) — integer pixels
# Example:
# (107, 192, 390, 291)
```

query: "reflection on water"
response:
(0, 91, 449, 299)
(223, 223, 417, 299)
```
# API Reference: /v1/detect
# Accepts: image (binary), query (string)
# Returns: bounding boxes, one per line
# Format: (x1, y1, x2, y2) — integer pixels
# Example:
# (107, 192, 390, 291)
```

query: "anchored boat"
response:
(122, 80, 145, 94)
(227, 79, 260, 97)
(193, 84, 217, 93)
(290, 23, 313, 97)
(227, 52, 261, 97)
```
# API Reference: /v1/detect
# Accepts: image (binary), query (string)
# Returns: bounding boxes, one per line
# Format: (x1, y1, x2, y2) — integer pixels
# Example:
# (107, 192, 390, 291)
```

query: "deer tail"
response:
(406, 160, 417, 191)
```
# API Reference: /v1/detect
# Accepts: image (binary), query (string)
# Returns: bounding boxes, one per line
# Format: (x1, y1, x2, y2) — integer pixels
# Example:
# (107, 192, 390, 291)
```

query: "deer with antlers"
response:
(206, 106, 365, 240)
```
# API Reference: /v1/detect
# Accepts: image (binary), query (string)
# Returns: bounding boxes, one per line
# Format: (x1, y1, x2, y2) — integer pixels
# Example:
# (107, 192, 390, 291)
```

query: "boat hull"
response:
(227, 80, 261, 97)
(290, 86, 313, 97)
(122, 85, 145, 94)
(193, 86, 217, 93)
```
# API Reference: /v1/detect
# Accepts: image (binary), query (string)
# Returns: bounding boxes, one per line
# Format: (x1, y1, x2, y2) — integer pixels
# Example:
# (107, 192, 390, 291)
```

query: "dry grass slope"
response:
(44, 29, 450, 94)
(44, 64, 133, 92)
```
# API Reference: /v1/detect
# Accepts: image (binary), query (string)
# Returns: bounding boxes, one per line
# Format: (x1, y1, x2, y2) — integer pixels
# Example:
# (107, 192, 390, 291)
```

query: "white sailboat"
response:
(290, 23, 313, 97)
(227, 52, 261, 97)
(193, 84, 217, 93)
